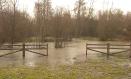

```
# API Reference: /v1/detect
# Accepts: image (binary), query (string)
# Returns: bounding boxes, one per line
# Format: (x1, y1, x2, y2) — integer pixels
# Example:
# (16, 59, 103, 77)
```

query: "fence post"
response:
(130, 42, 131, 58)
(86, 44, 88, 57)
(39, 42, 41, 49)
(107, 43, 110, 59)
(22, 43, 25, 58)
(46, 44, 48, 56)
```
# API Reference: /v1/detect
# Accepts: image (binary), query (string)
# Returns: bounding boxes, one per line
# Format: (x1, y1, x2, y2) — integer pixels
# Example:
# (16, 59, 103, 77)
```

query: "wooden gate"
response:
(0, 43, 48, 58)
(86, 43, 131, 58)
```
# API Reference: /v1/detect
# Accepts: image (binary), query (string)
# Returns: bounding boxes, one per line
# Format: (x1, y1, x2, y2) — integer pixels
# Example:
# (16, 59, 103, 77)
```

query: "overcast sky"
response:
(17, 0, 131, 17)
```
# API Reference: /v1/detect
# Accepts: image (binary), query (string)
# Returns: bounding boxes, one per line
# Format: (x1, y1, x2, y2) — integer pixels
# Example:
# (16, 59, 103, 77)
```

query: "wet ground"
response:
(0, 39, 130, 67)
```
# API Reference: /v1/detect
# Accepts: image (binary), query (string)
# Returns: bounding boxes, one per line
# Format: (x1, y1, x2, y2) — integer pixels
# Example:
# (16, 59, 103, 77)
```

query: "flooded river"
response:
(0, 39, 130, 67)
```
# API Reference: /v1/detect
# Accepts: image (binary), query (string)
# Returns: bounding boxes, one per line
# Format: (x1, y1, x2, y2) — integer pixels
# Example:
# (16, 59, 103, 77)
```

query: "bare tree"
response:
(0, 0, 8, 44)
(35, 0, 52, 42)
(0, 0, 6, 11)
(41, 0, 52, 42)
(74, 0, 87, 37)
(62, 10, 73, 41)
(35, 1, 43, 43)
(124, 12, 131, 40)
(97, 9, 124, 41)
(9, 0, 17, 45)
(88, 0, 94, 18)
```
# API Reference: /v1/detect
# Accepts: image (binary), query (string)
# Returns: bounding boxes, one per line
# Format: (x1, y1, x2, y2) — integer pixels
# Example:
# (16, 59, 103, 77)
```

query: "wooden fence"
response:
(0, 43, 48, 58)
(86, 43, 131, 58)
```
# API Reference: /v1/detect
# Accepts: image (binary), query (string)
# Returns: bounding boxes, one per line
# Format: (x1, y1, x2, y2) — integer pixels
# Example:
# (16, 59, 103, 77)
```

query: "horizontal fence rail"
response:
(86, 43, 131, 58)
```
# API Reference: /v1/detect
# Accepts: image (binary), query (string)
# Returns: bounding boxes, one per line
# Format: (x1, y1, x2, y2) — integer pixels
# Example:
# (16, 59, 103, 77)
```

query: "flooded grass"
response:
(0, 59, 130, 79)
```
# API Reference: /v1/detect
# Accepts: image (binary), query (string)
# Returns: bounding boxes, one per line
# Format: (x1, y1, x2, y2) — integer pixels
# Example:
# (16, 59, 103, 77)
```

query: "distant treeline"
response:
(0, 0, 131, 44)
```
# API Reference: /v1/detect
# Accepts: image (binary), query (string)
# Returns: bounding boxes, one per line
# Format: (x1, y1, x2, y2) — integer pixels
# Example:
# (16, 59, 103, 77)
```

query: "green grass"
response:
(0, 59, 130, 79)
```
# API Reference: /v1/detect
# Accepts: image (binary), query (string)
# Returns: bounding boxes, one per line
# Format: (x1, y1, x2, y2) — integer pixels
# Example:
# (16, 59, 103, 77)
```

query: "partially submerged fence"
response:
(86, 43, 131, 58)
(0, 43, 48, 58)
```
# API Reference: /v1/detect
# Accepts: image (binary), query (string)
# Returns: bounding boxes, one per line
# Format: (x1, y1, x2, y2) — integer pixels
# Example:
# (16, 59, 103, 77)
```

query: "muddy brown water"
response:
(0, 39, 130, 67)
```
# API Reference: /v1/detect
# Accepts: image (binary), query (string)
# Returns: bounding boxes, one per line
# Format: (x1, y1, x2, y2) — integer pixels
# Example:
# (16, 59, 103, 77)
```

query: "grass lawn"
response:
(0, 59, 130, 79)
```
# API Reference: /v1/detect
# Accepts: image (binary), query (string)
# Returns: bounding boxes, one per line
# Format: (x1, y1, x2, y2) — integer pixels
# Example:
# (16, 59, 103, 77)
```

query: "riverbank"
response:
(0, 58, 130, 79)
